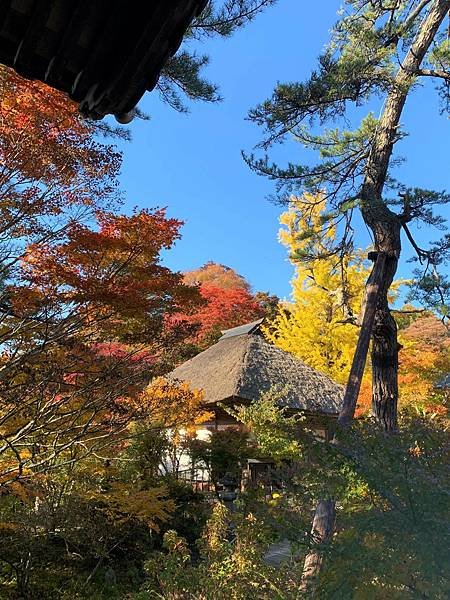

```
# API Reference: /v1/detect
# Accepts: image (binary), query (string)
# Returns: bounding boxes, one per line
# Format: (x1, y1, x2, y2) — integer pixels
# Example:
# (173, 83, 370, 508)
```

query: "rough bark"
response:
(299, 499, 336, 593)
(371, 256, 401, 431)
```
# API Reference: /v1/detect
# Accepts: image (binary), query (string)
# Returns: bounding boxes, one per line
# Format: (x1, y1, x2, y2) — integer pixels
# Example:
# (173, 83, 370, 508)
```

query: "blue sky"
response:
(113, 1, 449, 300)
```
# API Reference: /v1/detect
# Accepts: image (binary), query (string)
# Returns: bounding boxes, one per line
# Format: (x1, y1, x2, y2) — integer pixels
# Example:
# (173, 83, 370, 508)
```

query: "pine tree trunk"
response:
(360, 217, 400, 431)
(338, 252, 387, 427)
(300, 2, 450, 591)
(371, 301, 399, 432)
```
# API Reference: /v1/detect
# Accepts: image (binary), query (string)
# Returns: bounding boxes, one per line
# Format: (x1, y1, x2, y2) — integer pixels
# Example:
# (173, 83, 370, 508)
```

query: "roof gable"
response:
(219, 318, 264, 340)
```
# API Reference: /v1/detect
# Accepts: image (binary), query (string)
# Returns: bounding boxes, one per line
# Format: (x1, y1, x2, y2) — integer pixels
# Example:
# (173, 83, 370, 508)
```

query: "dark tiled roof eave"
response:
(0, 0, 208, 122)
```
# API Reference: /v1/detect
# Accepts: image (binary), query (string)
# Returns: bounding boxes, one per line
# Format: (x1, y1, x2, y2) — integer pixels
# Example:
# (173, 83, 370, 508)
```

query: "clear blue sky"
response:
(113, 1, 449, 300)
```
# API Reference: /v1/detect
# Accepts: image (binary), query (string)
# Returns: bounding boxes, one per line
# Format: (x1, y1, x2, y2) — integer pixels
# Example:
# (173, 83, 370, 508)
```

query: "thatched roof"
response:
(169, 321, 343, 415)
(0, 0, 207, 122)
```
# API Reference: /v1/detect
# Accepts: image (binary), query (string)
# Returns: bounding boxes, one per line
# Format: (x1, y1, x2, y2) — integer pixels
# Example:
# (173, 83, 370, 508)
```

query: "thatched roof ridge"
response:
(169, 332, 343, 415)
(219, 319, 264, 340)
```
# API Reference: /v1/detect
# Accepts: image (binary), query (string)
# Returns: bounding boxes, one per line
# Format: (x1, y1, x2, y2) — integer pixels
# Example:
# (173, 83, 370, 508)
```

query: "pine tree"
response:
(246, 0, 450, 431)
(156, 1, 277, 112)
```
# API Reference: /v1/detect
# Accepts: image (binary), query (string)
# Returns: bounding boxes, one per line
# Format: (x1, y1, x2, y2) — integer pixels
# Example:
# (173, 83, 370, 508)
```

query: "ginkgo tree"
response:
(265, 194, 371, 385)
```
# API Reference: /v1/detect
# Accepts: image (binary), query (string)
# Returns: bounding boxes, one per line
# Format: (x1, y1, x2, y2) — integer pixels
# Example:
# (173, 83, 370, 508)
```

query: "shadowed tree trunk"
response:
(371, 281, 400, 432)
(338, 252, 387, 427)
(361, 171, 402, 434)
(300, 499, 336, 592)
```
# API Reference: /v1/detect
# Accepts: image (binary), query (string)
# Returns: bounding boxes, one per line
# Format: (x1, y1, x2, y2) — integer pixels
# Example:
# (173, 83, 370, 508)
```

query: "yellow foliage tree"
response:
(265, 194, 371, 385)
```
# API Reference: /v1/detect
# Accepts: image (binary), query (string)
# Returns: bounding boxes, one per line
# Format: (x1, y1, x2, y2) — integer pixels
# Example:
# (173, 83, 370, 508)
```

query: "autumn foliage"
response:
(168, 263, 268, 347)
(184, 261, 251, 291)
(0, 205, 201, 488)
(0, 41, 447, 599)
(17, 208, 199, 339)
(183, 284, 265, 342)
(0, 66, 214, 598)
(0, 68, 120, 241)
(398, 315, 449, 413)
(266, 195, 371, 384)
(0, 67, 204, 497)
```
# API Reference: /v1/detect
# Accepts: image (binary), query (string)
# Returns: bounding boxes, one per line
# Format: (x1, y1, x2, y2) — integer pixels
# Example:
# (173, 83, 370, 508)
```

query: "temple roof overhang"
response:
(0, 0, 207, 122)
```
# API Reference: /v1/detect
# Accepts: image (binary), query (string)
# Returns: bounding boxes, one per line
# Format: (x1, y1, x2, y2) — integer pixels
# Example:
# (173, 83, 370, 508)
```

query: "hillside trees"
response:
(245, 0, 450, 432)
(175, 263, 273, 348)
(184, 262, 251, 290)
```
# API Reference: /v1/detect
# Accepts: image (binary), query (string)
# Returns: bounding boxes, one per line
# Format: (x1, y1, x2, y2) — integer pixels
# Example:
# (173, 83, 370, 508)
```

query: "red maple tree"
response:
(169, 263, 267, 347)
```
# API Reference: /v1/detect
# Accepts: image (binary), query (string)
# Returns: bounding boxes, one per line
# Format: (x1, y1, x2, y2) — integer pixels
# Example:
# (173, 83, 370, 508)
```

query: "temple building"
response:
(167, 320, 344, 489)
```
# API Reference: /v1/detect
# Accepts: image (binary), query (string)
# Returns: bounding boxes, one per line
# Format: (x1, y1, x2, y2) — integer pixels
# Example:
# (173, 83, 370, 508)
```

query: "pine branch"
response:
(417, 68, 450, 80)
(402, 222, 431, 263)
(404, 0, 434, 30)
